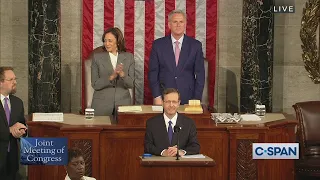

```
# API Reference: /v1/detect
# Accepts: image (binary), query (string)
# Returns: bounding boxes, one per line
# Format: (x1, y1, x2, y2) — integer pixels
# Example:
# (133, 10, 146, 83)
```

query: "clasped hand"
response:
(162, 145, 184, 157)
(9, 122, 27, 138)
(109, 63, 125, 81)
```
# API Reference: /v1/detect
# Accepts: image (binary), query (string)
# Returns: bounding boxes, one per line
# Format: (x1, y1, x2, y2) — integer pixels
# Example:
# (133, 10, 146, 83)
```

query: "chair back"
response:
(293, 101, 320, 157)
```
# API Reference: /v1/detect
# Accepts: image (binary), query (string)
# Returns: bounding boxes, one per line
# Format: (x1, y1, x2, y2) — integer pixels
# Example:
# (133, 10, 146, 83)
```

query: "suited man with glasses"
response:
(0, 67, 27, 179)
(144, 88, 200, 156)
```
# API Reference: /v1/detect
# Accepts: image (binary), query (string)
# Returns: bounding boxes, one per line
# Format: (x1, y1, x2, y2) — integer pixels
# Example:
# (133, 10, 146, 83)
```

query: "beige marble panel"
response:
(61, 0, 82, 113)
(218, 0, 243, 21)
(0, 1, 13, 65)
(216, 95, 226, 113)
(274, 13, 286, 26)
(282, 26, 303, 66)
(216, 0, 243, 113)
(12, 0, 28, 114)
(278, 66, 320, 114)
(11, 1, 28, 26)
(274, 0, 303, 66)
(218, 25, 242, 67)
(0, 1, 28, 114)
(13, 65, 28, 113)
(71, 91, 81, 113)
(217, 66, 241, 113)
(272, 66, 285, 112)
(286, 0, 304, 26)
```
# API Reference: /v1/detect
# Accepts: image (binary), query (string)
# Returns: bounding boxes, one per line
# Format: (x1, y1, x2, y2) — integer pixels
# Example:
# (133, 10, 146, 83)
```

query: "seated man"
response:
(65, 148, 96, 180)
(144, 88, 200, 156)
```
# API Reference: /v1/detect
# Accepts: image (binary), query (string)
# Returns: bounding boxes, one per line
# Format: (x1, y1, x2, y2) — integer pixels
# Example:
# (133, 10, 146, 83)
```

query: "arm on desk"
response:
(184, 121, 200, 155)
(144, 121, 163, 156)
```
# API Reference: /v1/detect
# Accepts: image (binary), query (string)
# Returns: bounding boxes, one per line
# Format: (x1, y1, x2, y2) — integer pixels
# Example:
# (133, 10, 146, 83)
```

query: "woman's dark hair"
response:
(101, 27, 126, 52)
(68, 147, 84, 163)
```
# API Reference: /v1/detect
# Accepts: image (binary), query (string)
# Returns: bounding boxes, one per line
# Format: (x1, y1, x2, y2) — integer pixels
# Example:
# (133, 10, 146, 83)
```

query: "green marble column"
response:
(240, 0, 274, 113)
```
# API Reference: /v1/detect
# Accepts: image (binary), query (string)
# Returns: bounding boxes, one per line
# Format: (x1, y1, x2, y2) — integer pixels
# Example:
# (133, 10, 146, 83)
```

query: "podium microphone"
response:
(174, 125, 181, 160)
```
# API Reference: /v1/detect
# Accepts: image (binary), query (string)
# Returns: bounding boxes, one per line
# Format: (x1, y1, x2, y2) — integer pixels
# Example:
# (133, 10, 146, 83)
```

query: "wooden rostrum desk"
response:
(27, 106, 297, 180)
(137, 155, 216, 180)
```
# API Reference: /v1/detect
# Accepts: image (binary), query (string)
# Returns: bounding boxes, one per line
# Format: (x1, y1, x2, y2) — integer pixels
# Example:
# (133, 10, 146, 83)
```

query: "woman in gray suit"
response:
(91, 27, 134, 115)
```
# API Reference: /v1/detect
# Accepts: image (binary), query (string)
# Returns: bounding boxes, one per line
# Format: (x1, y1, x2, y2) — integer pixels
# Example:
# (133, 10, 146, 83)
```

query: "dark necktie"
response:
(4, 97, 10, 152)
(168, 120, 173, 144)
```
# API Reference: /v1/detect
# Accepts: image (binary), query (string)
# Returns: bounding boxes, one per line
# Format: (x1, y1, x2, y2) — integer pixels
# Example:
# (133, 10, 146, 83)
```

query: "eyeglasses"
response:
(163, 100, 179, 105)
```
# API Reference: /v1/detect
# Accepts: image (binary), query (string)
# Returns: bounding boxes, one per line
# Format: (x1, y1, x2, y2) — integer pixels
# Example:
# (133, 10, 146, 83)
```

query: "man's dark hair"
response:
(163, 88, 180, 100)
(0, 67, 13, 81)
(68, 147, 84, 163)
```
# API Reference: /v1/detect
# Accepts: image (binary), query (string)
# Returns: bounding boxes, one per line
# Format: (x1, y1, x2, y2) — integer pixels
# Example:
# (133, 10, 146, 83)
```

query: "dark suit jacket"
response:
(144, 113, 200, 155)
(91, 51, 135, 115)
(148, 35, 205, 104)
(0, 95, 25, 173)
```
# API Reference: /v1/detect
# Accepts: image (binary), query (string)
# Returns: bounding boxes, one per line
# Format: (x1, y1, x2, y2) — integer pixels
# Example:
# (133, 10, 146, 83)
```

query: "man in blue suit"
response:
(148, 9, 205, 105)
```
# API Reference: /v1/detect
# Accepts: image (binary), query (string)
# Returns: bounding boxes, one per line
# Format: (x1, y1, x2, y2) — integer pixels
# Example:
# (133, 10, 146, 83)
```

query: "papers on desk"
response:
(118, 106, 142, 112)
(152, 106, 163, 112)
(32, 113, 64, 122)
(181, 154, 206, 158)
(240, 114, 261, 121)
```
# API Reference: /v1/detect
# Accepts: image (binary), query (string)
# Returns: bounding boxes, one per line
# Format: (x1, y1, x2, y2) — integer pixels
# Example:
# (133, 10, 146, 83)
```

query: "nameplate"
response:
(152, 106, 163, 112)
(118, 106, 142, 112)
(32, 113, 64, 122)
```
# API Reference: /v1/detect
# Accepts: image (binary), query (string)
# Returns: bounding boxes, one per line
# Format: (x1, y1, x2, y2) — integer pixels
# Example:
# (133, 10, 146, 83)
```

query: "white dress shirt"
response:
(161, 113, 186, 156)
(65, 174, 96, 180)
(163, 113, 178, 133)
(109, 52, 118, 70)
(171, 34, 184, 54)
(1, 94, 11, 110)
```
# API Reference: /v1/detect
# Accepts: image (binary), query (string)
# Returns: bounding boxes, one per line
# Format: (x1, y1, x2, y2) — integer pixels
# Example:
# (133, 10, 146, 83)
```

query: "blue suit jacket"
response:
(148, 35, 205, 104)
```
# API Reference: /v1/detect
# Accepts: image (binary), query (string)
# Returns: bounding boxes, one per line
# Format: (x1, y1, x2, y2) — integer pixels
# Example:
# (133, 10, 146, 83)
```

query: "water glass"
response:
(85, 108, 95, 119)
(255, 104, 266, 116)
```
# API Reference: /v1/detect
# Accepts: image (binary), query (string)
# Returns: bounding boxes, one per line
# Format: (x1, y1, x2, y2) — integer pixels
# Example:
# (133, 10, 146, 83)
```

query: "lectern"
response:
(137, 156, 216, 180)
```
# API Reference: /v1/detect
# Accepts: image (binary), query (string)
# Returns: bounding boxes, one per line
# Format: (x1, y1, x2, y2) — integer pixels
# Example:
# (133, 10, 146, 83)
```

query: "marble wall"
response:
(28, 0, 61, 113)
(0, 0, 28, 113)
(216, 0, 243, 112)
(60, 0, 82, 113)
(240, 0, 274, 113)
(217, 0, 320, 114)
(273, 0, 320, 113)
(1, 0, 320, 116)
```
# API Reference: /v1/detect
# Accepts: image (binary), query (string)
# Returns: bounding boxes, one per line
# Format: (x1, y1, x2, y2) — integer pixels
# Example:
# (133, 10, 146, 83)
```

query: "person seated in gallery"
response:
(64, 148, 96, 180)
(144, 88, 200, 156)
(91, 27, 135, 116)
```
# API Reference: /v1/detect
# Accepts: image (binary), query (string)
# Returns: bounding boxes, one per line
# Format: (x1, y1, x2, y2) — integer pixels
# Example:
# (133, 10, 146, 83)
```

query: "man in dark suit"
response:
(144, 88, 200, 156)
(148, 9, 205, 105)
(0, 67, 27, 179)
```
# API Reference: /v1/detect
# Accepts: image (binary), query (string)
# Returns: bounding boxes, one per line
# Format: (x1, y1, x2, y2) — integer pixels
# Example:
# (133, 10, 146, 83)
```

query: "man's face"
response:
(163, 92, 180, 116)
(0, 70, 17, 95)
(168, 13, 186, 38)
(66, 156, 85, 179)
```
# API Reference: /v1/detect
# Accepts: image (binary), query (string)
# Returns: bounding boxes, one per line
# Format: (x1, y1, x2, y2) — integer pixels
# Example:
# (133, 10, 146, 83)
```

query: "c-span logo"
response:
(252, 143, 299, 159)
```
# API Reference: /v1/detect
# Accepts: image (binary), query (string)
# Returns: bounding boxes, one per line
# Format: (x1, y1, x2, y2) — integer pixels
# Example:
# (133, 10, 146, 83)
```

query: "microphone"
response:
(174, 125, 181, 160)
